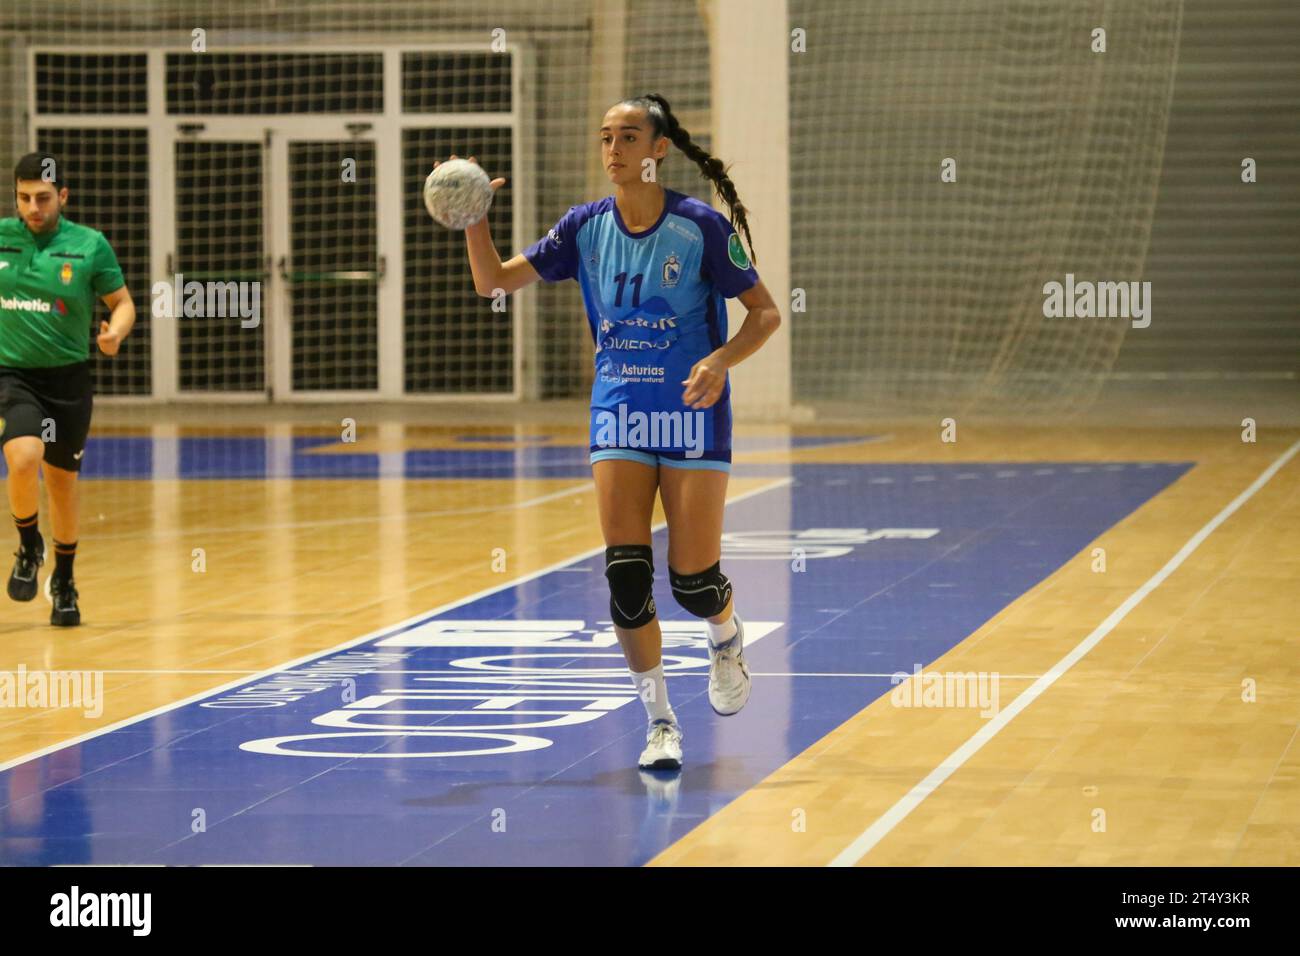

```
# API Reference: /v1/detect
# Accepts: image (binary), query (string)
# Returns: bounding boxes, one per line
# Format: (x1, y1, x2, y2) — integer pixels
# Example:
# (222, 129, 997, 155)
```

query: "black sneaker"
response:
(49, 576, 80, 627)
(8, 540, 44, 602)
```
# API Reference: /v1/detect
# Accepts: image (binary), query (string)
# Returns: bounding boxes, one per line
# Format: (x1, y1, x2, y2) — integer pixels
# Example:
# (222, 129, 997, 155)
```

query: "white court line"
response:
(37, 669, 1048, 679)
(11, 669, 1036, 679)
(78, 670, 261, 675)
(829, 438, 1300, 867)
(377, 670, 1047, 679)
(0, 476, 793, 774)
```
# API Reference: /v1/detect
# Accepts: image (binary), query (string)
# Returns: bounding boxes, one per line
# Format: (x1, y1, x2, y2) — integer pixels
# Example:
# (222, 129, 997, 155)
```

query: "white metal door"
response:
(270, 127, 385, 401)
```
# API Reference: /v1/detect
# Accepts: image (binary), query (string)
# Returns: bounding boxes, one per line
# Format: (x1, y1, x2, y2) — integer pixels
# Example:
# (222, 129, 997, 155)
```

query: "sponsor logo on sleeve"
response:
(727, 233, 750, 270)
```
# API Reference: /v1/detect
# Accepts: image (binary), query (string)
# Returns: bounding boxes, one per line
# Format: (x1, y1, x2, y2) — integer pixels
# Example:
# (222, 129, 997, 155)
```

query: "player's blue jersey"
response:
(523, 189, 758, 462)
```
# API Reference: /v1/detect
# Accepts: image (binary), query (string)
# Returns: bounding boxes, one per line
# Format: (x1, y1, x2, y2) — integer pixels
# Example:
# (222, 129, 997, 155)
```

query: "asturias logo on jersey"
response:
(0, 296, 52, 313)
(661, 253, 681, 288)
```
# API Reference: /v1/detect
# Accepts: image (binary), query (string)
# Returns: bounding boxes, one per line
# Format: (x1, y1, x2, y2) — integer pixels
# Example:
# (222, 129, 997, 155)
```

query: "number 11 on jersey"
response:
(613, 271, 643, 308)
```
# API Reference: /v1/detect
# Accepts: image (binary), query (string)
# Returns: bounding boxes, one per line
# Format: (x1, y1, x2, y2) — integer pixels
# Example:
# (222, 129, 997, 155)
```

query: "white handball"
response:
(423, 158, 495, 229)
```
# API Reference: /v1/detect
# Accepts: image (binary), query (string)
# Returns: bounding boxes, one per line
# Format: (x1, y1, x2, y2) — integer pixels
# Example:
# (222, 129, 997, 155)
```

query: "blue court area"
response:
(0, 457, 1191, 865)
(58, 433, 876, 480)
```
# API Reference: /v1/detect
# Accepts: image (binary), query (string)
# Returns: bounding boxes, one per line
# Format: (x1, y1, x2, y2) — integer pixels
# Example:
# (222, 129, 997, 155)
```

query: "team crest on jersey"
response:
(586, 249, 600, 268)
(60, 261, 73, 284)
(661, 253, 681, 288)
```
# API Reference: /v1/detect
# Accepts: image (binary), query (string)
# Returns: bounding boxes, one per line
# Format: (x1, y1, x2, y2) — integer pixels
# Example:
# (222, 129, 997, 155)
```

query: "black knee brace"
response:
(605, 545, 657, 629)
(669, 561, 732, 618)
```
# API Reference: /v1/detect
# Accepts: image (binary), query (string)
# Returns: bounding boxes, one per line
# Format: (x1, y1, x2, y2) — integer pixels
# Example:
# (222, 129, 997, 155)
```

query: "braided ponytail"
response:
(622, 93, 757, 266)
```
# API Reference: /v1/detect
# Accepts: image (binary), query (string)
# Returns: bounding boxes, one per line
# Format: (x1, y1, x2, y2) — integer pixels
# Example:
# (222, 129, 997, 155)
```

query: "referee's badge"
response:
(661, 253, 681, 289)
(60, 261, 73, 284)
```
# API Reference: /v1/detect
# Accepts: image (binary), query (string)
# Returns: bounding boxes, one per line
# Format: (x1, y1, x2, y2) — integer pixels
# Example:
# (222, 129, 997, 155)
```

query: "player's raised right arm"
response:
(431, 154, 539, 298)
(465, 218, 540, 298)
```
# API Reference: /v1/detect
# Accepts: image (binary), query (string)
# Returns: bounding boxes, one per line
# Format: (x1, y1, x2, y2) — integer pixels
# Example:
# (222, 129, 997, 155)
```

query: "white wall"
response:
(704, 0, 792, 420)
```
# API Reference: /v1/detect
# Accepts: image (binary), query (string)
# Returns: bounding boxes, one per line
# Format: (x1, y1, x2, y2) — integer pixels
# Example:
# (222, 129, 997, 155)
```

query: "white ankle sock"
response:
(630, 662, 675, 724)
(707, 612, 737, 647)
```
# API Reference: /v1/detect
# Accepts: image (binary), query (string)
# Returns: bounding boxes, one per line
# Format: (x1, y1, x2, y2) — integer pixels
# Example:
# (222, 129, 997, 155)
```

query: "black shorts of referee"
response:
(0, 361, 93, 473)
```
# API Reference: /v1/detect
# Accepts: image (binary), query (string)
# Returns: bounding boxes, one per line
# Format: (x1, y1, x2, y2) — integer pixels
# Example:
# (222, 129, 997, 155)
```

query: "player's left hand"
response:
(97, 320, 122, 356)
(681, 355, 727, 409)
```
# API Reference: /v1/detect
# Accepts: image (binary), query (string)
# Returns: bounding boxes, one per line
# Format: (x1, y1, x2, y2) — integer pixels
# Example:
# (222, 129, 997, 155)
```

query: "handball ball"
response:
(423, 158, 494, 229)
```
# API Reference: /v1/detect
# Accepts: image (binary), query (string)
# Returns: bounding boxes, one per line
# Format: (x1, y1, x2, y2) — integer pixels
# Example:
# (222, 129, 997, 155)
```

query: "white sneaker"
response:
(707, 613, 751, 716)
(638, 719, 684, 770)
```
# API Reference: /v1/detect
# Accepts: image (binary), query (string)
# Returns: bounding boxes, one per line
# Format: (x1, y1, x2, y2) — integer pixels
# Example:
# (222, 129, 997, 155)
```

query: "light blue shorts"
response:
(589, 448, 731, 473)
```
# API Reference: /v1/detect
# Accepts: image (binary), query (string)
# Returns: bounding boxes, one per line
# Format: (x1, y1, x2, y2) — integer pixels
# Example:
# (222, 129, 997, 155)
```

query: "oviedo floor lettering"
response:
(0, 461, 1190, 865)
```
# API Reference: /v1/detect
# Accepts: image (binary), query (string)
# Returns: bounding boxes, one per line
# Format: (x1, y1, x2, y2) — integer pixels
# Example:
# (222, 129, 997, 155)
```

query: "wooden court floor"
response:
(1, 418, 1296, 865)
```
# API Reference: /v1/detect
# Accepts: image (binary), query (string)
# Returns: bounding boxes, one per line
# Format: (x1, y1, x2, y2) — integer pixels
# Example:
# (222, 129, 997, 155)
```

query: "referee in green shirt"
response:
(1, 152, 136, 626)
